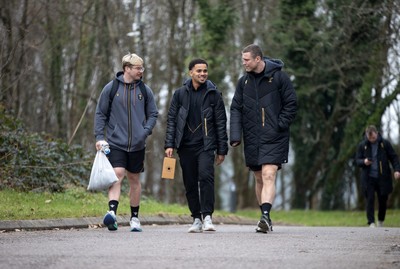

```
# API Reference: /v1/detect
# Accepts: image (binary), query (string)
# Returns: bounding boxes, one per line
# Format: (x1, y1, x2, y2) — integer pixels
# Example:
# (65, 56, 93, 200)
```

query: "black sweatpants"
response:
(365, 177, 388, 224)
(178, 147, 215, 219)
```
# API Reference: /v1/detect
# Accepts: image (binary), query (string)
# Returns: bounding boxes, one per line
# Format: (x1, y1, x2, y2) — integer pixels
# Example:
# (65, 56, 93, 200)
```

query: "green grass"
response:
(237, 209, 400, 227)
(1, 188, 399, 227)
(0, 187, 189, 220)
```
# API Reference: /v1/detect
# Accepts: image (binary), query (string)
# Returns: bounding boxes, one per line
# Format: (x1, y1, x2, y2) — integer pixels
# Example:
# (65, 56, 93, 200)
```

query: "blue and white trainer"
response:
(103, 211, 118, 231)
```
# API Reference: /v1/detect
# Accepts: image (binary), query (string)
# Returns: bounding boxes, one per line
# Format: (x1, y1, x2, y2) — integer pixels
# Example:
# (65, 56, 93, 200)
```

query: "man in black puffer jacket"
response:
(165, 58, 228, 233)
(230, 44, 297, 233)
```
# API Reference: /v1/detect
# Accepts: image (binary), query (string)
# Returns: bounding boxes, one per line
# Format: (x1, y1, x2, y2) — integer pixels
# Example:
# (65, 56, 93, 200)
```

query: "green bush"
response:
(0, 106, 92, 192)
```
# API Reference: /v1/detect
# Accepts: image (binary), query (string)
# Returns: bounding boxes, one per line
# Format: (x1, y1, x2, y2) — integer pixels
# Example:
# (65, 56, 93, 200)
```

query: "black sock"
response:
(193, 214, 202, 221)
(131, 206, 140, 218)
(203, 213, 211, 220)
(259, 205, 263, 214)
(261, 203, 272, 216)
(109, 200, 119, 214)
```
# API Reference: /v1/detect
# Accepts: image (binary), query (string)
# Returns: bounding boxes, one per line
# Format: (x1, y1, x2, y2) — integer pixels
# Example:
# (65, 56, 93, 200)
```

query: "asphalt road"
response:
(1, 224, 399, 269)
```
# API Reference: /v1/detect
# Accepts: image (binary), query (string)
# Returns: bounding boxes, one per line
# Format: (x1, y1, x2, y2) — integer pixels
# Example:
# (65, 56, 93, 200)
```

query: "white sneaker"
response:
(377, 221, 384, 227)
(369, 223, 376, 228)
(203, 215, 216, 232)
(130, 217, 142, 232)
(188, 218, 203, 233)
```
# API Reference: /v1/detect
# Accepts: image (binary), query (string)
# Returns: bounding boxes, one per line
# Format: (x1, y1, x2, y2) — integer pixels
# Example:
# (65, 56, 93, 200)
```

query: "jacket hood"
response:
(263, 57, 284, 77)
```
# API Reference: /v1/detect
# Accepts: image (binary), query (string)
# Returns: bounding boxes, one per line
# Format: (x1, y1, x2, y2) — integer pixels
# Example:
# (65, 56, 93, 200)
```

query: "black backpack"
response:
(107, 78, 148, 119)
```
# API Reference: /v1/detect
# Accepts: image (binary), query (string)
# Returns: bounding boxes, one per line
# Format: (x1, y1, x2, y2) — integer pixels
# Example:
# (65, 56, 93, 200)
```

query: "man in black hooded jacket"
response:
(355, 125, 400, 227)
(165, 58, 228, 233)
(230, 44, 297, 233)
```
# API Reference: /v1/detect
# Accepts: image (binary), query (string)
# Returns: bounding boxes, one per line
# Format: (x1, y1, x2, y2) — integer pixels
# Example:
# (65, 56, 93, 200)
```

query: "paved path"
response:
(0, 214, 254, 231)
(1, 224, 399, 269)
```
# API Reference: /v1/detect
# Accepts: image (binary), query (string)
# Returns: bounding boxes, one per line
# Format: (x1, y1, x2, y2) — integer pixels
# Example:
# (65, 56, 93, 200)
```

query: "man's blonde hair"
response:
(121, 53, 143, 69)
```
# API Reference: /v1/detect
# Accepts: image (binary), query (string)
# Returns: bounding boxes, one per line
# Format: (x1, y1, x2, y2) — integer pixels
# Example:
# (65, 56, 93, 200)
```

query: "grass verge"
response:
(237, 209, 400, 227)
(1, 188, 399, 227)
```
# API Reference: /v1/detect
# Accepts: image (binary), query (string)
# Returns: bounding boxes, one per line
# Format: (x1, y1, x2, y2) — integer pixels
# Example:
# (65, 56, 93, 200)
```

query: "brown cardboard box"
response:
(161, 157, 176, 179)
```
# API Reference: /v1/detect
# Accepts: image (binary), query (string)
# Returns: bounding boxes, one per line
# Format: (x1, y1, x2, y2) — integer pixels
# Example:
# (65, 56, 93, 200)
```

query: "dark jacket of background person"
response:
(94, 71, 158, 152)
(164, 79, 228, 155)
(230, 58, 297, 166)
(355, 133, 400, 195)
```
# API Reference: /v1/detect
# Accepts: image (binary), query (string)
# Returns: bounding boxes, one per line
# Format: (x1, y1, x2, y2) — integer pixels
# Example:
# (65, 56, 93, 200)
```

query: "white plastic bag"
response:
(87, 151, 118, 191)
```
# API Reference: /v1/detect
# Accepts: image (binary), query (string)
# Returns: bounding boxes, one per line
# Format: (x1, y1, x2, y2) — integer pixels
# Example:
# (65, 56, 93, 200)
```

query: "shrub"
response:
(0, 106, 92, 192)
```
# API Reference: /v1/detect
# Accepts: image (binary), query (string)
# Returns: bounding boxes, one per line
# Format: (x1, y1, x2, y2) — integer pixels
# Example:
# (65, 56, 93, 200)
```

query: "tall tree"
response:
(191, 0, 235, 208)
(276, 0, 400, 209)
(142, 0, 197, 204)
(226, 0, 283, 209)
(2, 0, 400, 211)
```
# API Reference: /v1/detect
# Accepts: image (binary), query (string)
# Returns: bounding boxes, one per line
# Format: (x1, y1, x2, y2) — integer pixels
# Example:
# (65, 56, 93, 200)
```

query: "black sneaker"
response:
(256, 214, 273, 233)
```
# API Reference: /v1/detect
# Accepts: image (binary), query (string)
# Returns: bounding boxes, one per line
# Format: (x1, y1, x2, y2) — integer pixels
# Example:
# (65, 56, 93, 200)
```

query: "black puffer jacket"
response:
(230, 58, 297, 166)
(355, 134, 400, 195)
(164, 79, 228, 155)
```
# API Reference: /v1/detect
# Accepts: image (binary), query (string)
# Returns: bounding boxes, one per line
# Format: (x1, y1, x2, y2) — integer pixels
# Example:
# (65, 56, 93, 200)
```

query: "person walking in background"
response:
(94, 53, 158, 232)
(164, 58, 228, 233)
(230, 44, 297, 233)
(355, 125, 400, 228)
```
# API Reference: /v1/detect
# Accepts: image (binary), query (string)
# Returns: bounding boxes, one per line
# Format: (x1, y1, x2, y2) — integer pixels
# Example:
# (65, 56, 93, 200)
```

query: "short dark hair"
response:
(188, 58, 208, 70)
(365, 125, 378, 135)
(242, 44, 263, 59)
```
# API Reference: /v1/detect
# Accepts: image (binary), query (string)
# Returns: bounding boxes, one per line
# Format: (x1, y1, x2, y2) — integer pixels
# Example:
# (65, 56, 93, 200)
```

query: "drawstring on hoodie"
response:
(134, 83, 136, 106)
(123, 83, 138, 108)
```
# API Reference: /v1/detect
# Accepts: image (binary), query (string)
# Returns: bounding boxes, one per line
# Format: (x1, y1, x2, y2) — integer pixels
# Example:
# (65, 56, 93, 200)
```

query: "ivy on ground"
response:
(0, 106, 92, 192)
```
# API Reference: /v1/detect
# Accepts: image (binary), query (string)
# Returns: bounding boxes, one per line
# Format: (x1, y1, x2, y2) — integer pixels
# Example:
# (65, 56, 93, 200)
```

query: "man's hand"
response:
(165, 148, 174, 158)
(364, 158, 372, 166)
(215, 155, 225, 166)
(231, 141, 240, 147)
(95, 140, 107, 151)
(394, 171, 400, 180)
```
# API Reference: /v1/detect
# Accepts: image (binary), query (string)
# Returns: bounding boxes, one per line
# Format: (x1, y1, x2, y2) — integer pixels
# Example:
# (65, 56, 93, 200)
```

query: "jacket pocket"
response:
(263, 106, 279, 130)
(203, 107, 214, 136)
(176, 106, 188, 131)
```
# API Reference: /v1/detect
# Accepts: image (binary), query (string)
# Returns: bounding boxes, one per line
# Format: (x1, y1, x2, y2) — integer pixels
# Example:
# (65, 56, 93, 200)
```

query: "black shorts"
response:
(248, 163, 281, 172)
(107, 147, 145, 173)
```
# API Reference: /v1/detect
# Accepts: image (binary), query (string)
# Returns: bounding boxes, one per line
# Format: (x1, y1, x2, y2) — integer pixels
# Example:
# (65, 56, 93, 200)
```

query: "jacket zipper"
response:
(253, 76, 263, 128)
(262, 108, 265, 127)
(204, 118, 208, 136)
(379, 161, 382, 174)
(127, 85, 132, 150)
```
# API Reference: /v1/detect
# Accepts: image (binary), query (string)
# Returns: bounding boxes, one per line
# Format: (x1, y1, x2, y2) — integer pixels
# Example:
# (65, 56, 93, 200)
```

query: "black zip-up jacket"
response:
(230, 58, 297, 166)
(164, 79, 228, 155)
(355, 134, 400, 195)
